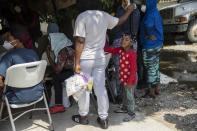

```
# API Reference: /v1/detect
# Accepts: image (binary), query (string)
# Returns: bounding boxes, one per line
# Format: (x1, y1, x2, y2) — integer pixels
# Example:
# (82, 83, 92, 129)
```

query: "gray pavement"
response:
(0, 103, 173, 131)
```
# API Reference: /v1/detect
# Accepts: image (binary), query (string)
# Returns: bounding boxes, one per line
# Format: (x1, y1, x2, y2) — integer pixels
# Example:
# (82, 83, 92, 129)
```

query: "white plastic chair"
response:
(0, 60, 54, 131)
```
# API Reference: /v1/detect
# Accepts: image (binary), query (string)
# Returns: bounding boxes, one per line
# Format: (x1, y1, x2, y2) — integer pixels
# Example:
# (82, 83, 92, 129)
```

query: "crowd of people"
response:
(0, 0, 163, 129)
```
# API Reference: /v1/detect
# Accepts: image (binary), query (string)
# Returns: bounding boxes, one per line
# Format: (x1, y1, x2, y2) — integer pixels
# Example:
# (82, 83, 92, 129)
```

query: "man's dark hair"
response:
(77, 0, 101, 12)
(0, 18, 10, 45)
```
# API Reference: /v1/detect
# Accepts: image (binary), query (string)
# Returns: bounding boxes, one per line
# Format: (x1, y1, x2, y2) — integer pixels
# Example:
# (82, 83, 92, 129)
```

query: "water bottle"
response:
(87, 77, 93, 93)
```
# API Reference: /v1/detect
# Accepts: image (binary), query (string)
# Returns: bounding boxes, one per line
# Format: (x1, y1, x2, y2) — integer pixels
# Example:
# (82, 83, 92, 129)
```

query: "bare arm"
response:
(0, 75, 4, 87)
(117, 3, 135, 26)
(74, 36, 85, 74)
(46, 45, 58, 73)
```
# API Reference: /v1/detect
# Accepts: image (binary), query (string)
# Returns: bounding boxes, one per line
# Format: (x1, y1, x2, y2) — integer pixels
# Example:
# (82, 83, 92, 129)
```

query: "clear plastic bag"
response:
(65, 73, 93, 101)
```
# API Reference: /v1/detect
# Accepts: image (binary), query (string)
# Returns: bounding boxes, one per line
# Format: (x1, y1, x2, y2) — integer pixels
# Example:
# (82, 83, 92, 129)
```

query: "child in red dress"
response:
(104, 34, 137, 122)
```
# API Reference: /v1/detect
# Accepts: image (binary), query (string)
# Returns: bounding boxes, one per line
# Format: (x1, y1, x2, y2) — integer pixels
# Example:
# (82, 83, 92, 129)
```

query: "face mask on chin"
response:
(3, 40, 16, 50)
(141, 5, 146, 13)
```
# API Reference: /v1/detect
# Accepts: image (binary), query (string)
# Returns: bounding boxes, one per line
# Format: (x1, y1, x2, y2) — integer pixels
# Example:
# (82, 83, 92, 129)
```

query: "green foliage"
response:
(99, 0, 116, 13)
(40, 5, 79, 23)
(40, 0, 116, 23)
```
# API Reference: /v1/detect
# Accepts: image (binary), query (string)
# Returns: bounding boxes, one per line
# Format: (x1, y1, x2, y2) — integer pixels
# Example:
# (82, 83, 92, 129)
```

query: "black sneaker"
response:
(72, 115, 89, 125)
(97, 117, 108, 129)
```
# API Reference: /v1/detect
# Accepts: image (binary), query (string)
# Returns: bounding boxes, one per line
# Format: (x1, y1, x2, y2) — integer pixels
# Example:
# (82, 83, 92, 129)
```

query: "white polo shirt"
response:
(74, 10, 119, 59)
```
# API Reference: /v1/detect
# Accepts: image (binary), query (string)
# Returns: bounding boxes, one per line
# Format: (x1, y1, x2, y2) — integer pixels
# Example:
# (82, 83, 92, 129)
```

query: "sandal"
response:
(72, 115, 89, 125)
(97, 117, 108, 129)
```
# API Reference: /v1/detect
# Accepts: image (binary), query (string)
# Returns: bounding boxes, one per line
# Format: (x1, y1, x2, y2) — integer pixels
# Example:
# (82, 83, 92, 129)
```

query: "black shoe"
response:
(97, 117, 108, 129)
(72, 115, 89, 125)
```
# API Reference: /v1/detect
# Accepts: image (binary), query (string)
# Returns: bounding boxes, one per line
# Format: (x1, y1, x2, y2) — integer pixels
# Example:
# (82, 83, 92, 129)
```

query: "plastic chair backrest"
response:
(4, 60, 47, 88)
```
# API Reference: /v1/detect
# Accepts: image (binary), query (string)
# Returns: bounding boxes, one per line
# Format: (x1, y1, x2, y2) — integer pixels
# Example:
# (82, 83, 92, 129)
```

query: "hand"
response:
(125, 84, 133, 89)
(127, 3, 135, 13)
(0, 79, 4, 87)
(149, 35, 157, 40)
(145, 35, 149, 39)
(75, 64, 81, 74)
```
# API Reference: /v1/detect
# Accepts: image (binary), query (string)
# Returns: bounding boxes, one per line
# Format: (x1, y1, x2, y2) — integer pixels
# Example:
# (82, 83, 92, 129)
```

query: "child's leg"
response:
(123, 86, 135, 122)
(126, 87, 135, 113)
(114, 84, 128, 113)
(122, 85, 128, 109)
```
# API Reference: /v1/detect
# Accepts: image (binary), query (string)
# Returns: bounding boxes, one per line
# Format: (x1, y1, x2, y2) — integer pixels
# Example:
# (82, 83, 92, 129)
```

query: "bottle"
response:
(87, 77, 93, 93)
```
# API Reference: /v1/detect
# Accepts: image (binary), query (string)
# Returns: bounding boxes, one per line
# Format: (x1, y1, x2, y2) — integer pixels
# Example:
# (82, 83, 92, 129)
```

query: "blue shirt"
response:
(140, 0, 163, 49)
(0, 48, 44, 104)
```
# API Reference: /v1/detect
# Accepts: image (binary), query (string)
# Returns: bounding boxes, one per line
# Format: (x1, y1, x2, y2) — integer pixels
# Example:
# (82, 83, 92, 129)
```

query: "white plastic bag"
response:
(65, 73, 93, 101)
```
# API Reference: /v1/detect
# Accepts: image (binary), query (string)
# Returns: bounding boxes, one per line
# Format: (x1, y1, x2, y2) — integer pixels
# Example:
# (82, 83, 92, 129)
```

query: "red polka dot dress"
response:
(104, 47, 137, 86)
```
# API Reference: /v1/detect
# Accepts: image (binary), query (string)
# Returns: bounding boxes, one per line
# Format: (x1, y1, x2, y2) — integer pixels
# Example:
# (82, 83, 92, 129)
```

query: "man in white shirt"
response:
(73, 0, 135, 129)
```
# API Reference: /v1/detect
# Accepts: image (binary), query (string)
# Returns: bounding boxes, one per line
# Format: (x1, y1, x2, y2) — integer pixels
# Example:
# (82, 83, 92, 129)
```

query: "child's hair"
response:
(122, 32, 131, 37)
(122, 33, 137, 43)
(122, 33, 136, 49)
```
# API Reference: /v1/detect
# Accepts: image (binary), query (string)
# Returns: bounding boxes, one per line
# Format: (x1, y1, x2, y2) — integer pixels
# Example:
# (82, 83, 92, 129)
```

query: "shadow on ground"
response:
(1, 46, 197, 131)
(134, 46, 197, 130)
(164, 113, 197, 131)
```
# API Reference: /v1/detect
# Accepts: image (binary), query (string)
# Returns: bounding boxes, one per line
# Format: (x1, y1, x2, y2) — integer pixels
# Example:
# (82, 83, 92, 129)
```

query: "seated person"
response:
(0, 33, 17, 59)
(9, 23, 34, 49)
(34, 23, 61, 59)
(45, 23, 74, 114)
(0, 28, 44, 105)
(0, 17, 13, 59)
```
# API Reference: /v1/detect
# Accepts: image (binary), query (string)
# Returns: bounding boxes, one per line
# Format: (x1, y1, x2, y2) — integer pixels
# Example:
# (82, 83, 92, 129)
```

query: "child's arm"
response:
(104, 47, 120, 54)
(127, 51, 137, 86)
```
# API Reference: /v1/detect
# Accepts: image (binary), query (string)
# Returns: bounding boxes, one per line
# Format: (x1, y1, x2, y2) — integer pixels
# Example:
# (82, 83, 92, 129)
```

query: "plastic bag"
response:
(65, 73, 93, 101)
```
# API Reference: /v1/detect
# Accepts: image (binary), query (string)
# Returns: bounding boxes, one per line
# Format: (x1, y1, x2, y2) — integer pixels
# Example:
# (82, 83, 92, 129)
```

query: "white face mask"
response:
(141, 5, 146, 13)
(3, 40, 16, 50)
(14, 6, 21, 13)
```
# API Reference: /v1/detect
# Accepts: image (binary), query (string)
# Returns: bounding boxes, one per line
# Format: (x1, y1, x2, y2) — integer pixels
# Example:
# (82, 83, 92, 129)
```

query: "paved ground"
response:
(0, 104, 173, 131)
(1, 44, 197, 131)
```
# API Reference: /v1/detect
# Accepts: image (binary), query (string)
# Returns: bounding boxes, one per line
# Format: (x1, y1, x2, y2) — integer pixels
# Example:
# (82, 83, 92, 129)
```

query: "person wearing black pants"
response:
(52, 70, 73, 107)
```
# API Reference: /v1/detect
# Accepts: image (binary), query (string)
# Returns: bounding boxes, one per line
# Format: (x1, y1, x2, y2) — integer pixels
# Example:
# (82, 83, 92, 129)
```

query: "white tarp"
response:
(160, 73, 177, 84)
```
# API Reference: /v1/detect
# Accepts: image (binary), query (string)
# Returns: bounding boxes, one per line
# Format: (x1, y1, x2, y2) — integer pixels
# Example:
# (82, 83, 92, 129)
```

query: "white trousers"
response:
(78, 58, 109, 119)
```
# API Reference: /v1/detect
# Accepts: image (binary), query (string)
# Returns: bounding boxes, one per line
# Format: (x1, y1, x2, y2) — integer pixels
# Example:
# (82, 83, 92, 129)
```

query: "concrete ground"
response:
(0, 103, 173, 131)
